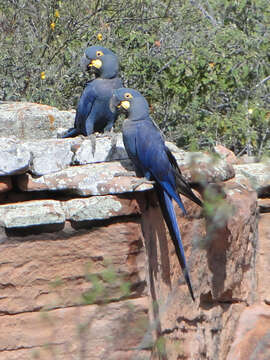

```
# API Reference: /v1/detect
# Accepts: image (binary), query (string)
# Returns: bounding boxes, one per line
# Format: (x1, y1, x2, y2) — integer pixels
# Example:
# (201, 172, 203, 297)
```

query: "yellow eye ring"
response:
(124, 92, 133, 99)
(96, 50, 104, 57)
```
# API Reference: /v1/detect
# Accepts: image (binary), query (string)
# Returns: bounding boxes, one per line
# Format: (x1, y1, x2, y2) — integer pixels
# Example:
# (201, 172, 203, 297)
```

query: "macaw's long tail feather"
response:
(175, 173, 202, 207)
(61, 128, 79, 138)
(165, 147, 202, 207)
(156, 184, 195, 301)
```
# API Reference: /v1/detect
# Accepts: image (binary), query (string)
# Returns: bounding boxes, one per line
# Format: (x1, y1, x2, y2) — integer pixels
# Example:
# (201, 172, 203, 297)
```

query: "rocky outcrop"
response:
(233, 162, 270, 196)
(214, 144, 238, 165)
(147, 179, 258, 360)
(0, 137, 30, 175)
(0, 102, 74, 139)
(0, 199, 65, 228)
(0, 103, 270, 360)
(16, 160, 152, 195)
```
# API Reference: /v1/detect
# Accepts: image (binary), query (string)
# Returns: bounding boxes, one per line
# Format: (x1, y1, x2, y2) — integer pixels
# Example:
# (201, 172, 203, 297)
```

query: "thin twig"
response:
(258, 128, 270, 157)
(164, 0, 173, 17)
(255, 75, 270, 89)
(190, 0, 219, 27)
(236, 145, 247, 157)
(157, 50, 187, 74)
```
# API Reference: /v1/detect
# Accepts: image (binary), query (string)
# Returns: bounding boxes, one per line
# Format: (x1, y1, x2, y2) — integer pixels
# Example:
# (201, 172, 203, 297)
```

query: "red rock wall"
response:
(0, 181, 269, 360)
(0, 193, 151, 360)
(0, 128, 269, 359)
(145, 180, 258, 360)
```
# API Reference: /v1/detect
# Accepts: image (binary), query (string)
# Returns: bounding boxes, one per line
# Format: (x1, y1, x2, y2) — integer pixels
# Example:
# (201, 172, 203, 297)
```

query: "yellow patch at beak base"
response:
(120, 100, 130, 110)
(88, 59, 102, 69)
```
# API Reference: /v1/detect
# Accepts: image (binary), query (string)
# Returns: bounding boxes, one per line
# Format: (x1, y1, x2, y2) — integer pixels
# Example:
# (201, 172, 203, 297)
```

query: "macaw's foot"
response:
(97, 130, 117, 147)
(113, 171, 137, 177)
(78, 134, 87, 140)
(99, 131, 119, 160)
(90, 131, 117, 158)
(131, 178, 155, 191)
(89, 134, 96, 157)
(95, 127, 114, 138)
(113, 172, 155, 190)
(58, 128, 79, 139)
(109, 131, 118, 149)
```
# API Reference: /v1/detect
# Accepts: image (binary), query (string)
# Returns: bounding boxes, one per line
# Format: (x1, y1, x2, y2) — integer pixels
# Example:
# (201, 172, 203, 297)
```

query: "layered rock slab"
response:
(16, 143, 236, 196)
(166, 142, 235, 183)
(214, 144, 238, 165)
(73, 134, 128, 164)
(21, 134, 128, 176)
(0, 199, 65, 229)
(63, 194, 141, 222)
(233, 161, 270, 196)
(16, 160, 153, 196)
(0, 137, 30, 175)
(0, 194, 142, 235)
(25, 139, 75, 176)
(0, 102, 75, 140)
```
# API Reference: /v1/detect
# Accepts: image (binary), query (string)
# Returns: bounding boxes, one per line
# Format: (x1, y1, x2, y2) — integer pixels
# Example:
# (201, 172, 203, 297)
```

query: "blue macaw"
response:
(110, 88, 202, 301)
(62, 46, 122, 138)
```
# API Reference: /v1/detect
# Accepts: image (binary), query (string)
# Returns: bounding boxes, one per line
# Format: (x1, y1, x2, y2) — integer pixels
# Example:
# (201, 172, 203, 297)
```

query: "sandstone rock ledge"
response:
(0, 103, 270, 360)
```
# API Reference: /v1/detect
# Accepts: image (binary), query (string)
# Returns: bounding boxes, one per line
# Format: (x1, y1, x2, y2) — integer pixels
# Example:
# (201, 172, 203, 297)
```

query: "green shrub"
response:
(1, 0, 269, 155)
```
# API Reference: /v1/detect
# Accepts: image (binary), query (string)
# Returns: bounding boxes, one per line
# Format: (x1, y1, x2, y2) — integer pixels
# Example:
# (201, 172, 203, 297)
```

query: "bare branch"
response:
(258, 128, 270, 157)
(255, 75, 270, 89)
(190, 0, 219, 27)
(157, 50, 187, 74)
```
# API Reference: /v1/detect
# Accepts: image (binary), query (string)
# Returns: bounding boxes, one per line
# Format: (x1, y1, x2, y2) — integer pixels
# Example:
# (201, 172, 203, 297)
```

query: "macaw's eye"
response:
(96, 50, 104, 57)
(124, 92, 133, 99)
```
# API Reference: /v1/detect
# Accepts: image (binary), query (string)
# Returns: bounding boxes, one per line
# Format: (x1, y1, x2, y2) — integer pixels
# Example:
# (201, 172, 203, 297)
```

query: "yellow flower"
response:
(50, 22, 56, 31)
(54, 10, 60, 18)
(209, 62, 215, 68)
(248, 108, 253, 114)
(40, 71, 46, 80)
(97, 33, 103, 41)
